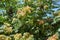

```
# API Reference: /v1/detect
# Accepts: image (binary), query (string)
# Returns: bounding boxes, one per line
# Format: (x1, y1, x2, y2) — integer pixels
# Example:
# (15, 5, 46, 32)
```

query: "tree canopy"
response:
(0, 0, 60, 40)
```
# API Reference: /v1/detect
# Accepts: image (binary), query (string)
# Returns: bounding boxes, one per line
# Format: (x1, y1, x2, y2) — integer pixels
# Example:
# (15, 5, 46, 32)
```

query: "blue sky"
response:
(52, 0, 60, 11)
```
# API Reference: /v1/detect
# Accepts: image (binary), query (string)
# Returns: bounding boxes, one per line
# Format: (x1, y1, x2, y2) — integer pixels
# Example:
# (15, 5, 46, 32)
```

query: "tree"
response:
(0, 0, 60, 40)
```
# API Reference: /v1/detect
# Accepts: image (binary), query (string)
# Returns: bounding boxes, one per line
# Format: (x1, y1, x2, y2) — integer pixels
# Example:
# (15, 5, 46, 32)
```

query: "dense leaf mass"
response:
(0, 0, 60, 40)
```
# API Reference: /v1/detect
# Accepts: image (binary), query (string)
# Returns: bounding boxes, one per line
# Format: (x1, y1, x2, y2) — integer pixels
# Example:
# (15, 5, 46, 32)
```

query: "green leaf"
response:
(12, 19, 23, 32)
(0, 16, 5, 22)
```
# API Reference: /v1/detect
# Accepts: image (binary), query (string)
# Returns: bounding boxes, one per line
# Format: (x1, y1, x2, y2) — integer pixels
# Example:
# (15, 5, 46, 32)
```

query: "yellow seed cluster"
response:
(47, 34, 58, 40)
(0, 32, 34, 40)
(6, 36, 11, 40)
(3, 22, 13, 34)
(23, 32, 30, 38)
(4, 22, 11, 27)
(17, 5, 32, 18)
(12, 18, 17, 21)
(12, 18, 17, 23)
(17, 9, 26, 16)
(14, 32, 34, 40)
(0, 35, 6, 40)
(53, 11, 60, 16)
(0, 35, 11, 40)
(44, 5, 48, 9)
(22, 5, 32, 13)
(21, 32, 34, 40)
(14, 33, 22, 40)
(3, 26, 13, 34)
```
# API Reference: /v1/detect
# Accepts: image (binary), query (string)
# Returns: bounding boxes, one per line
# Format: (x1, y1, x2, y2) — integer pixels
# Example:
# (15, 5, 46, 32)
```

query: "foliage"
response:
(0, 0, 60, 40)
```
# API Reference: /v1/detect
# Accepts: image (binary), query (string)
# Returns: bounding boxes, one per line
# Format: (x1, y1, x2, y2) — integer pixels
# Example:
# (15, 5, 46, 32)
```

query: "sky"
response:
(52, 0, 60, 11)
